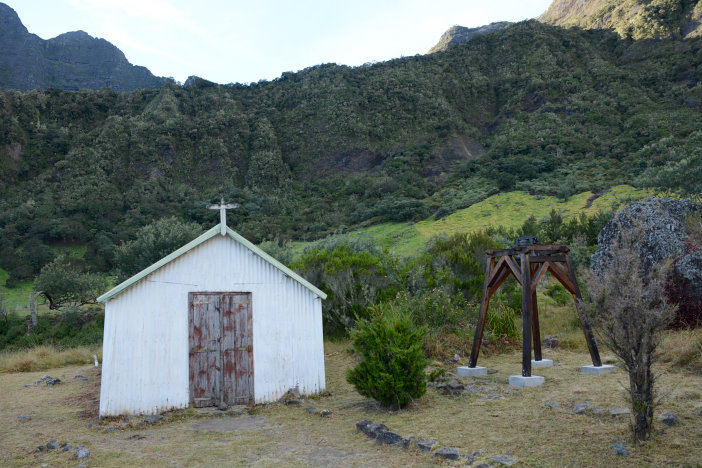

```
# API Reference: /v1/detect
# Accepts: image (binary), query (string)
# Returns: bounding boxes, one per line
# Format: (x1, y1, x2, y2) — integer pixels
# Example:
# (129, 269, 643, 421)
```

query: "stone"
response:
(364, 423, 388, 438)
(143, 414, 163, 424)
(434, 447, 459, 460)
(217, 403, 228, 411)
(288, 386, 302, 399)
(74, 375, 88, 381)
(545, 400, 559, 410)
(457, 366, 487, 377)
(416, 439, 437, 452)
(542, 336, 560, 348)
(508, 375, 544, 387)
(573, 402, 592, 414)
(447, 378, 464, 391)
(581, 364, 616, 374)
(610, 407, 631, 417)
(17, 415, 32, 420)
(490, 454, 518, 466)
(285, 399, 301, 405)
(46, 440, 59, 450)
(75, 445, 91, 460)
(659, 410, 680, 426)
(37, 445, 45, 452)
(376, 431, 403, 445)
(306, 407, 317, 414)
(611, 443, 628, 456)
(45, 378, 61, 386)
(401, 435, 415, 449)
(320, 409, 331, 417)
(531, 359, 553, 367)
(453, 354, 460, 362)
(590, 198, 702, 327)
(355, 419, 372, 432)
(592, 406, 606, 414)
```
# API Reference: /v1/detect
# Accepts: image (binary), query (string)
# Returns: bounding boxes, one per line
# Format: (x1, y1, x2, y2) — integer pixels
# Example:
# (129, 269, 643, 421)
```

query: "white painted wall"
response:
(99, 235, 325, 416)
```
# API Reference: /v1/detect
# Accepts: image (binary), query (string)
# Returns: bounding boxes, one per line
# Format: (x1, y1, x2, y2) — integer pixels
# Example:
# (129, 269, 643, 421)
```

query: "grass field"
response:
(299, 185, 652, 257)
(1, 329, 700, 467)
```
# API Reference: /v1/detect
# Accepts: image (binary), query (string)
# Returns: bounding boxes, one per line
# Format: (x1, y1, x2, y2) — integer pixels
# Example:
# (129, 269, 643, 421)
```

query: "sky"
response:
(6, 0, 554, 85)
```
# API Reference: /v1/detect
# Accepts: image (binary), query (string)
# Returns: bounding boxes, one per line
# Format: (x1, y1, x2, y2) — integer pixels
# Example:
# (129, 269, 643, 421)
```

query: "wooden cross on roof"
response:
(207, 197, 239, 236)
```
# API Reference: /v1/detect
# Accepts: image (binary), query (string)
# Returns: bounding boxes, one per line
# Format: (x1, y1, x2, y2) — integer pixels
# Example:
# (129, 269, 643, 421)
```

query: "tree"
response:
(346, 306, 427, 409)
(581, 229, 677, 441)
(114, 217, 203, 282)
(34, 255, 108, 310)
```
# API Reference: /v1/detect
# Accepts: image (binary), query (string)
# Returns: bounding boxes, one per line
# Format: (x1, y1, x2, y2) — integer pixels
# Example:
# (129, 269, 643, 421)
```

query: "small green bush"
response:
(486, 299, 519, 340)
(546, 283, 572, 306)
(346, 306, 428, 409)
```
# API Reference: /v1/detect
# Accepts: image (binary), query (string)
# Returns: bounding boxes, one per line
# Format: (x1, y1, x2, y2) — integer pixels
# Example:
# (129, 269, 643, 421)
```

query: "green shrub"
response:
(346, 306, 428, 409)
(546, 283, 571, 306)
(486, 299, 519, 340)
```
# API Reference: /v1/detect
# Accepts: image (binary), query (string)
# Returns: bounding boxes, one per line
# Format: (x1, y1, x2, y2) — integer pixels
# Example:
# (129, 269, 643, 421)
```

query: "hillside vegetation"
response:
(1, 20, 701, 287)
(540, 0, 702, 39)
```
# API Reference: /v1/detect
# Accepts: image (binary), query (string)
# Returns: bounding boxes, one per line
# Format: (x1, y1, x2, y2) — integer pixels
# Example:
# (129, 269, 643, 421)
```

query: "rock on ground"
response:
(573, 402, 592, 414)
(434, 447, 459, 460)
(490, 454, 518, 466)
(659, 410, 680, 426)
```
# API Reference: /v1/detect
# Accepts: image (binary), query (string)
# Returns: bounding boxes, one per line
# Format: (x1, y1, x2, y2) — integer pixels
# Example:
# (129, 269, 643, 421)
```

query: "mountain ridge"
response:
(0, 2, 165, 92)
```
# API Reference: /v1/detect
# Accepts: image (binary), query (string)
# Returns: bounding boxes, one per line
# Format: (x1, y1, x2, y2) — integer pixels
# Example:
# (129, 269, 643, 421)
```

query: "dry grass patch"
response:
(1, 340, 701, 467)
(0, 345, 101, 373)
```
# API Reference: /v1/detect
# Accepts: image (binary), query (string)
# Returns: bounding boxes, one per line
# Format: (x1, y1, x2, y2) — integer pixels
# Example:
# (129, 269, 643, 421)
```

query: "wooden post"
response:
(531, 290, 542, 361)
(520, 251, 533, 377)
(565, 256, 602, 367)
(468, 258, 493, 368)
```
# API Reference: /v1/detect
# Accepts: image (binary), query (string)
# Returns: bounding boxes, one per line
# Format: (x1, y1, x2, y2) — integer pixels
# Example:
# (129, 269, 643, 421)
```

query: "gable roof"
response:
(97, 224, 327, 303)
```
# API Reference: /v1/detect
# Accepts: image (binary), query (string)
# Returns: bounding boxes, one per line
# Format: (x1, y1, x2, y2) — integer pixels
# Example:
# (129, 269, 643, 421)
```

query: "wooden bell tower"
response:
(467, 237, 603, 378)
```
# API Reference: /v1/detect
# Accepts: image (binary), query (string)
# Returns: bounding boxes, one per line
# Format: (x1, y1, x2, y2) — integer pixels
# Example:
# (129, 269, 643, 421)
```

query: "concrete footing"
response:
(531, 359, 553, 367)
(457, 366, 487, 377)
(582, 364, 616, 374)
(508, 375, 545, 387)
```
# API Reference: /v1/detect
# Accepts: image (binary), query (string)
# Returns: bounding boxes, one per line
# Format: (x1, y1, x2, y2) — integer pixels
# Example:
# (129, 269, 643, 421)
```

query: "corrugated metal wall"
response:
(99, 235, 325, 416)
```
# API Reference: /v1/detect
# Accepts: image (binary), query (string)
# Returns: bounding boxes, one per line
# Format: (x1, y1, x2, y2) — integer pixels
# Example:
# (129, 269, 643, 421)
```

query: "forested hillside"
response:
(540, 0, 702, 39)
(1, 20, 701, 286)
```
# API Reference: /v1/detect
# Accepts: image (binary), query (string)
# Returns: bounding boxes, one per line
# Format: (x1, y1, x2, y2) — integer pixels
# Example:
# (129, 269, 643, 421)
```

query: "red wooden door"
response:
(221, 293, 253, 404)
(189, 292, 253, 407)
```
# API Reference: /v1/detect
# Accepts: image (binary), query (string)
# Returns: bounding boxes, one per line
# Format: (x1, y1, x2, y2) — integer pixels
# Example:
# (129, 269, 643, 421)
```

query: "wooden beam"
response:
(488, 266, 512, 297)
(531, 290, 542, 361)
(547, 262, 576, 294)
(530, 255, 568, 263)
(565, 255, 602, 367)
(530, 261, 550, 294)
(486, 256, 508, 289)
(520, 251, 533, 377)
(469, 259, 494, 368)
(504, 255, 523, 285)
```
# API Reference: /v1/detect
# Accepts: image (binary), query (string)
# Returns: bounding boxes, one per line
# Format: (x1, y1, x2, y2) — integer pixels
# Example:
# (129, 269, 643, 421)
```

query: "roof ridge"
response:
(97, 224, 326, 303)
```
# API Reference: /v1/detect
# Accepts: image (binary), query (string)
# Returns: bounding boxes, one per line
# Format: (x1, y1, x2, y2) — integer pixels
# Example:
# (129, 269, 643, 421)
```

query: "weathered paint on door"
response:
(189, 292, 253, 407)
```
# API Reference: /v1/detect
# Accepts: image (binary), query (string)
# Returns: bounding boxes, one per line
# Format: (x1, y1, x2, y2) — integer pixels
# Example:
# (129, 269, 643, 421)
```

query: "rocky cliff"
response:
(539, 0, 702, 40)
(0, 2, 165, 92)
(428, 22, 511, 53)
